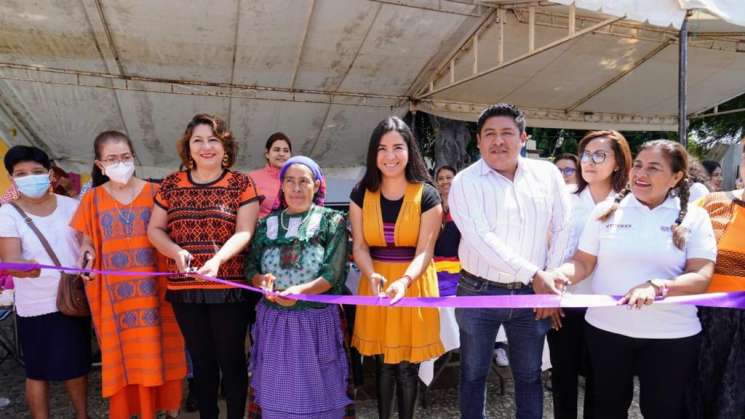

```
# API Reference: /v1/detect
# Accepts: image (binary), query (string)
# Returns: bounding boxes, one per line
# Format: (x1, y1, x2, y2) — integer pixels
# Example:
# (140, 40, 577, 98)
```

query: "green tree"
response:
(689, 93, 745, 147)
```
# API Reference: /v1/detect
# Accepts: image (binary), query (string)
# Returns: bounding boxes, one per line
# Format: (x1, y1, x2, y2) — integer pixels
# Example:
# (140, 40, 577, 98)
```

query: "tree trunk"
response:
(428, 113, 472, 171)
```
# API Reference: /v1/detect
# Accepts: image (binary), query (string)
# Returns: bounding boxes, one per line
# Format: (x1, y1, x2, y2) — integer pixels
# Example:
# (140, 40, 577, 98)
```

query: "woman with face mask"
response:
(0, 145, 90, 419)
(70, 131, 186, 419)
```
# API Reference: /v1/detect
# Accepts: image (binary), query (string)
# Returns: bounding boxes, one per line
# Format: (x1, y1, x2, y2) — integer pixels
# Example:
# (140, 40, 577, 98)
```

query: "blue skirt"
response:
(17, 311, 91, 381)
(250, 302, 351, 419)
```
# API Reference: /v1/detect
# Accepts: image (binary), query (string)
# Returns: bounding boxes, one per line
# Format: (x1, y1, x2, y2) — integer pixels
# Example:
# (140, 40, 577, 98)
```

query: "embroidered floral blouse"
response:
(246, 204, 348, 310)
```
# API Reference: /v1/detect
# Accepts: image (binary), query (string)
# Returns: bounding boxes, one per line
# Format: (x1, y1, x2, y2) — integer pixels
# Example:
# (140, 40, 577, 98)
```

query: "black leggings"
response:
(173, 302, 251, 419)
(375, 356, 419, 419)
(584, 322, 700, 419)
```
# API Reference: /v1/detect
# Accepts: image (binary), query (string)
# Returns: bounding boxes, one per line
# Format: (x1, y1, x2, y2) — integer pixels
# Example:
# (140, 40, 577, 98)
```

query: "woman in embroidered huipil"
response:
(71, 131, 186, 419)
(246, 156, 352, 419)
(147, 114, 261, 419)
(350, 117, 444, 419)
(688, 148, 745, 419)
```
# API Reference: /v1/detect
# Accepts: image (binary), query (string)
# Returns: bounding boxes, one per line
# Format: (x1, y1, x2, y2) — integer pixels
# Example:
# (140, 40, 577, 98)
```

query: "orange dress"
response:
(71, 183, 186, 419)
(699, 191, 745, 292)
(352, 183, 444, 363)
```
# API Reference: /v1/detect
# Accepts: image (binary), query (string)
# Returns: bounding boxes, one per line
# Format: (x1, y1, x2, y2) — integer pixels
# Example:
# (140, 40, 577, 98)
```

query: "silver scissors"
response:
(184, 254, 198, 274)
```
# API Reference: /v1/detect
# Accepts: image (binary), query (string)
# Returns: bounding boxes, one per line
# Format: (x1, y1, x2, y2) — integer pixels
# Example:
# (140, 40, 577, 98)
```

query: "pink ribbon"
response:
(2, 262, 744, 309)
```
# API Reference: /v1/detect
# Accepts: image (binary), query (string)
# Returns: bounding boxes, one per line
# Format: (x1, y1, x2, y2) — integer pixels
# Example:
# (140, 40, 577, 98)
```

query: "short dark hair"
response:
(265, 132, 293, 152)
(358, 116, 432, 192)
(4, 145, 51, 174)
(477, 103, 526, 134)
(701, 160, 721, 176)
(555, 153, 579, 168)
(435, 165, 457, 179)
(177, 114, 237, 169)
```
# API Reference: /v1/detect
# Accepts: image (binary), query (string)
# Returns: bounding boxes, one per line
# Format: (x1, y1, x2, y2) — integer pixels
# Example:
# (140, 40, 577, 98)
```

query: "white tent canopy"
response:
(415, 1, 745, 130)
(550, 0, 745, 29)
(0, 0, 744, 174)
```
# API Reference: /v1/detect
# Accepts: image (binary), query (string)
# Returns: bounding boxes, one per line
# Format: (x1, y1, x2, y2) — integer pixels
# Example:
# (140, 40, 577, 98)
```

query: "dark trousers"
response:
(547, 308, 594, 419)
(584, 322, 700, 419)
(173, 302, 251, 419)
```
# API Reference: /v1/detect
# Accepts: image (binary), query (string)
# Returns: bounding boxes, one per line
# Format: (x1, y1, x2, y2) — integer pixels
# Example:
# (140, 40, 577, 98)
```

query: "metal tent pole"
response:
(679, 11, 691, 147)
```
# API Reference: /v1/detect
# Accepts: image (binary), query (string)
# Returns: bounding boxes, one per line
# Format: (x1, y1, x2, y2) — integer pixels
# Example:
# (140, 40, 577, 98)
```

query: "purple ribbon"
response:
(3, 262, 744, 309)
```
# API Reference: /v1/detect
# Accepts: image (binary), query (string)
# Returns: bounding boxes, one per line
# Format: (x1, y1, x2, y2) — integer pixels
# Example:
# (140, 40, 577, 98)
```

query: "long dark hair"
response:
(357, 116, 431, 192)
(91, 130, 135, 187)
(575, 130, 632, 195)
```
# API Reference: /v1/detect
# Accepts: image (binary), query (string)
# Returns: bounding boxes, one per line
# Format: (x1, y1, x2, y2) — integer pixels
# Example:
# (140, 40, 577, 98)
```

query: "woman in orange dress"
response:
(688, 150, 745, 419)
(71, 131, 186, 419)
(350, 117, 444, 419)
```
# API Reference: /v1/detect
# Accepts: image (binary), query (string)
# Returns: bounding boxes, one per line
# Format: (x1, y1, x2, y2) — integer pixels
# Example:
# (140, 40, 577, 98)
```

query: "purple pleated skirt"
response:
(250, 302, 352, 419)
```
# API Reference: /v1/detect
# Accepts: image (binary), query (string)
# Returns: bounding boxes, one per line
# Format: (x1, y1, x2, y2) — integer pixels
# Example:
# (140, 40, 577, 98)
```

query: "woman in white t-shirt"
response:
(0, 146, 89, 419)
(555, 139, 716, 419)
(548, 130, 632, 419)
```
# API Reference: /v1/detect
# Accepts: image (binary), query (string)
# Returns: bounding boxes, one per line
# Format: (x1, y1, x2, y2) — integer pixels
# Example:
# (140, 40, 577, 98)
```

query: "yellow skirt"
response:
(352, 260, 444, 364)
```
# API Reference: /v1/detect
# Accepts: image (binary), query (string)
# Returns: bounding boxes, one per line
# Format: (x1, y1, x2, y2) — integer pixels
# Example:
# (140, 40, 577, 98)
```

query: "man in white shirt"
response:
(449, 103, 571, 419)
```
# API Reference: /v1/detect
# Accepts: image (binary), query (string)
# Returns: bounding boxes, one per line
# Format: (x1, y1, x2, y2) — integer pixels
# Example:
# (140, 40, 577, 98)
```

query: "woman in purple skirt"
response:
(246, 156, 353, 419)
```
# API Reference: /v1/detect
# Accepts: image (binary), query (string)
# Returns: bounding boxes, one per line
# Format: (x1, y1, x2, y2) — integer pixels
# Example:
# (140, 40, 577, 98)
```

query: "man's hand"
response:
(532, 270, 569, 295)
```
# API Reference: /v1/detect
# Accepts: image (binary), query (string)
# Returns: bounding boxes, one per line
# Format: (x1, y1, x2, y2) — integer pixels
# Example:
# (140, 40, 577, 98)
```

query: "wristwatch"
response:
(647, 279, 669, 297)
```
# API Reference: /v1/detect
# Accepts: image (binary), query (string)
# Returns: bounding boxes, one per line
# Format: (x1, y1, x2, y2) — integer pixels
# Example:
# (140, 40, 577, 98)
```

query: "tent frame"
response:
(410, 3, 743, 137)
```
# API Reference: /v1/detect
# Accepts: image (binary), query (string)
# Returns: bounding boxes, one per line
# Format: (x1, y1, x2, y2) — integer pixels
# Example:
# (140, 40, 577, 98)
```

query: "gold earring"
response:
(188, 158, 195, 170)
(222, 154, 229, 168)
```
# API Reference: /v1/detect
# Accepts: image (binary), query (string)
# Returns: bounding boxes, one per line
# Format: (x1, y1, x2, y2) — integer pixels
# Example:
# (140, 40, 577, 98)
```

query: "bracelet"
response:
(401, 274, 413, 287)
(647, 279, 669, 298)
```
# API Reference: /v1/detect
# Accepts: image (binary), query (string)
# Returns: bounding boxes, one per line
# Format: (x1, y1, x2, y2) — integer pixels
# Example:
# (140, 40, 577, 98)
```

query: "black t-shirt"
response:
(350, 183, 440, 223)
(435, 213, 461, 258)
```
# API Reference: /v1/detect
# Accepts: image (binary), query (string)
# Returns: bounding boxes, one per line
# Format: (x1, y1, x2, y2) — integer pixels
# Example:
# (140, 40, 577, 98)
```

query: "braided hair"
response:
(599, 139, 689, 249)
(672, 177, 690, 250)
(597, 184, 631, 222)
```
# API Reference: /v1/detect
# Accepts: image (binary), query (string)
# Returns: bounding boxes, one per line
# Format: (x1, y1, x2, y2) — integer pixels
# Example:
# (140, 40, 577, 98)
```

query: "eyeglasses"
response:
(580, 150, 608, 165)
(558, 167, 577, 176)
(100, 154, 134, 165)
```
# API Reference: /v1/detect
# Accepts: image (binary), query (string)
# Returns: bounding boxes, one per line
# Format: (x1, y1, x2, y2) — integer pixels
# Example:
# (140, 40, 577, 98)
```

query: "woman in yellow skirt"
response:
(349, 116, 444, 419)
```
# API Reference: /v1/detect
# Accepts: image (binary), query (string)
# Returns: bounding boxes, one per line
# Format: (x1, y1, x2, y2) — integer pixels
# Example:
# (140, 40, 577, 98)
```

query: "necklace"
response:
(280, 206, 313, 231)
(107, 183, 138, 236)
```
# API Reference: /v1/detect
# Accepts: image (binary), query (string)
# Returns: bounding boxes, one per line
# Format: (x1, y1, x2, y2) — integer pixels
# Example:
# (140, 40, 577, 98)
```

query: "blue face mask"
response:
(14, 174, 51, 198)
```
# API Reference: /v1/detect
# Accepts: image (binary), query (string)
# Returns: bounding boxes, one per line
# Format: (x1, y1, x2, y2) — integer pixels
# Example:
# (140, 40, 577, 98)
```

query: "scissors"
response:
(184, 254, 198, 274)
(80, 251, 94, 281)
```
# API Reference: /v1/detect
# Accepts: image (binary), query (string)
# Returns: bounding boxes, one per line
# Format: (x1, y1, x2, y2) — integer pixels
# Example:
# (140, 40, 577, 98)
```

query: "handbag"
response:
(9, 202, 90, 317)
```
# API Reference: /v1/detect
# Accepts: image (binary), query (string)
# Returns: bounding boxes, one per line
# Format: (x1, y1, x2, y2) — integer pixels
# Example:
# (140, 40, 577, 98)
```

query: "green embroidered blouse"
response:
(245, 204, 348, 310)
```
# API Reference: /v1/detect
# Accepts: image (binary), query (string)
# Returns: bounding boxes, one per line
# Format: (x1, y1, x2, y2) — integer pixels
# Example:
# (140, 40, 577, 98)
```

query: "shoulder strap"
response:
(8, 202, 62, 267)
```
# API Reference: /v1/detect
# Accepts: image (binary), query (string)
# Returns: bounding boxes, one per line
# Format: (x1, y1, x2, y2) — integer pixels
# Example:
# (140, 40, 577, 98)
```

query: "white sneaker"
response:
(494, 347, 509, 367)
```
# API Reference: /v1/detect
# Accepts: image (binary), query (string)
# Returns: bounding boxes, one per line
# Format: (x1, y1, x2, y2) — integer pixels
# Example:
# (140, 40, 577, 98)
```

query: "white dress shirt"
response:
(563, 187, 616, 294)
(449, 157, 572, 285)
(579, 194, 717, 339)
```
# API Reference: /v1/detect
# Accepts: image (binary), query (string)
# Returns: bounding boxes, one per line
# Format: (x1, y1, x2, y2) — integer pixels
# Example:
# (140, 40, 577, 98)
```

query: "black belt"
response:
(461, 269, 528, 290)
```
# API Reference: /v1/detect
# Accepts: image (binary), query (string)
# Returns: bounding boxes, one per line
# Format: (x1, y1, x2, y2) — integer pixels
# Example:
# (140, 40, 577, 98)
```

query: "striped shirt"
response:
(448, 157, 572, 285)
